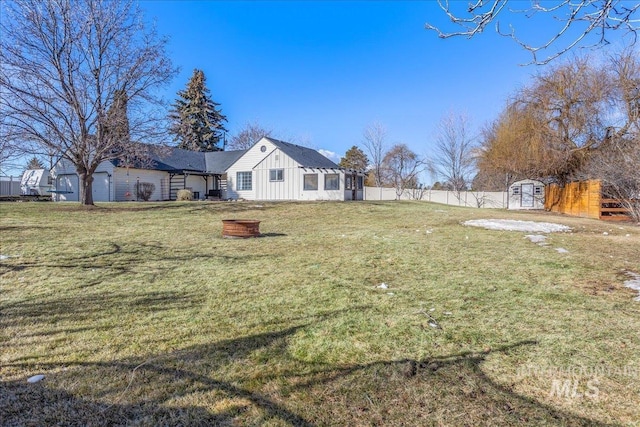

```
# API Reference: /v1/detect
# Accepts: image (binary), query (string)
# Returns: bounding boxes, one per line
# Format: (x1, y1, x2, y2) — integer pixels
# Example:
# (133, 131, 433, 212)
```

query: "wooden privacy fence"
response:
(545, 180, 633, 221)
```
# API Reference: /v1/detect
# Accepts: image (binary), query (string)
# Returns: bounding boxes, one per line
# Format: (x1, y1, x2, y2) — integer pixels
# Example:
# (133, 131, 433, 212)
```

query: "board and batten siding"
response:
(253, 148, 301, 200)
(225, 138, 281, 199)
(227, 138, 347, 201)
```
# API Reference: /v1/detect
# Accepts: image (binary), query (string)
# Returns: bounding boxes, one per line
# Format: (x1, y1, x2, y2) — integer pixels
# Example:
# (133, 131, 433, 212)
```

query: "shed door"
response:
(521, 183, 534, 207)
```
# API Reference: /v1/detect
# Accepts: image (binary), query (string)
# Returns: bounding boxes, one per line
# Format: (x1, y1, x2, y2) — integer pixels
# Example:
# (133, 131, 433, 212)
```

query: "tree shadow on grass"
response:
(0, 240, 272, 287)
(2, 321, 618, 426)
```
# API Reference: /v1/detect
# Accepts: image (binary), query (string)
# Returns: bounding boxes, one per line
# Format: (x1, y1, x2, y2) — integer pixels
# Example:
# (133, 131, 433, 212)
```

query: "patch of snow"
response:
(525, 235, 547, 244)
(464, 219, 571, 233)
(377, 283, 388, 289)
(624, 272, 640, 302)
(555, 248, 569, 253)
(387, 292, 395, 296)
(603, 232, 609, 236)
(27, 374, 45, 383)
(0, 255, 9, 261)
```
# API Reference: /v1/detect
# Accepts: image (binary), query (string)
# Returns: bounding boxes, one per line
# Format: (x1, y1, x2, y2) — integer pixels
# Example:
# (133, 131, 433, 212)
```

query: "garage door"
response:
(92, 172, 110, 201)
(56, 174, 79, 202)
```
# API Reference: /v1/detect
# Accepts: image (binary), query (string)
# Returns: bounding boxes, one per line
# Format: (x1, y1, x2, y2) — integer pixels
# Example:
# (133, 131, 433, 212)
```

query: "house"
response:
(50, 137, 364, 202)
(508, 179, 545, 210)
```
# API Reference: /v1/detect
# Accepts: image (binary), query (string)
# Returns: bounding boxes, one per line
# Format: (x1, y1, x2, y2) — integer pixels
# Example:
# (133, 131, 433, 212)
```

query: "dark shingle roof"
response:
(204, 150, 246, 173)
(264, 137, 338, 168)
(154, 147, 207, 172)
(110, 139, 336, 174)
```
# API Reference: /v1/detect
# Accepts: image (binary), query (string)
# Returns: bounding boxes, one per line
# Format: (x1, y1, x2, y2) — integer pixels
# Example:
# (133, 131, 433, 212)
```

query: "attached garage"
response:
(54, 174, 79, 202)
(92, 172, 111, 202)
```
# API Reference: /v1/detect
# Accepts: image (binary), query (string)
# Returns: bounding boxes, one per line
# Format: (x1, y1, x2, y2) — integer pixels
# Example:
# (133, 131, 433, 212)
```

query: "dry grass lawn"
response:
(1, 200, 639, 426)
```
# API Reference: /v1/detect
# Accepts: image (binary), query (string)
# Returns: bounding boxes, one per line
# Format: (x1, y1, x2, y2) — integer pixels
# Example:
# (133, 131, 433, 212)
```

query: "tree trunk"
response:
(79, 171, 95, 205)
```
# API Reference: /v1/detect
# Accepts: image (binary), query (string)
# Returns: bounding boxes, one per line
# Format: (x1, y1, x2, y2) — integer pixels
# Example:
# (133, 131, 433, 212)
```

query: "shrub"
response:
(136, 182, 156, 201)
(176, 189, 193, 201)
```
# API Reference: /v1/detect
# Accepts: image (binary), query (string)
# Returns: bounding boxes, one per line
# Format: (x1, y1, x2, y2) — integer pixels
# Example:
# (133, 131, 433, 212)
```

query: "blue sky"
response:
(3, 1, 632, 178)
(140, 0, 542, 169)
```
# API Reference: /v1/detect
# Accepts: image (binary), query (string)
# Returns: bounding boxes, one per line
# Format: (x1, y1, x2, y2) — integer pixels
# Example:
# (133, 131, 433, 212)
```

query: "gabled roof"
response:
(153, 147, 207, 172)
(109, 138, 338, 174)
(110, 145, 207, 173)
(264, 137, 339, 169)
(204, 150, 246, 174)
(110, 146, 247, 174)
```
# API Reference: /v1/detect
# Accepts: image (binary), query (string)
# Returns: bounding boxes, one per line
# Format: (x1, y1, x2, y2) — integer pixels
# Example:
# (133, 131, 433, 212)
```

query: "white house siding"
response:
(297, 169, 344, 201)
(226, 138, 280, 199)
(251, 149, 347, 201)
(253, 148, 300, 200)
(112, 168, 166, 201)
(184, 174, 208, 200)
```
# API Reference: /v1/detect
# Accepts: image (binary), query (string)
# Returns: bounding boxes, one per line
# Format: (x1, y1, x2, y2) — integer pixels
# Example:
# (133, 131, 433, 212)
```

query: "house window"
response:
(303, 174, 318, 190)
(534, 186, 543, 195)
(324, 174, 339, 190)
(269, 169, 284, 182)
(236, 171, 252, 191)
(512, 186, 520, 195)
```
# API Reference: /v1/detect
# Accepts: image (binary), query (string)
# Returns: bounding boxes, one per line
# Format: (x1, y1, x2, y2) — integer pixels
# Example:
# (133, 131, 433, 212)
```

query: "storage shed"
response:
(508, 179, 545, 210)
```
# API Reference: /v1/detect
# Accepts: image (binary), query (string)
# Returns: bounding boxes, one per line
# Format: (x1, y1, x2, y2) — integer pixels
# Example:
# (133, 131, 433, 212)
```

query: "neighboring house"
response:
(50, 137, 364, 202)
(508, 179, 545, 210)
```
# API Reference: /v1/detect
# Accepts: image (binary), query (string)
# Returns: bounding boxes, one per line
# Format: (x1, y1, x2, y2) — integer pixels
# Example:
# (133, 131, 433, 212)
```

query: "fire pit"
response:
(222, 219, 261, 238)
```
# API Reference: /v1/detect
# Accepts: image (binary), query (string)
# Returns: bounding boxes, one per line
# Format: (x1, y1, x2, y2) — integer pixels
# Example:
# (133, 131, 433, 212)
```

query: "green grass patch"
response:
(1, 201, 639, 426)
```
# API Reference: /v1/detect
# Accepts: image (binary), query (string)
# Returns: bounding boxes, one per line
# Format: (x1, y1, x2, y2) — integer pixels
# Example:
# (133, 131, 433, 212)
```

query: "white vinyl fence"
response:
(0, 176, 21, 196)
(364, 186, 508, 209)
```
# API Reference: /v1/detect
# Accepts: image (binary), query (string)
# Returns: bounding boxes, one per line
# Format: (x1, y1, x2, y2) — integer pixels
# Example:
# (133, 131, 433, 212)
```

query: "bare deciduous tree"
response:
(587, 137, 640, 221)
(478, 51, 640, 186)
(228, 121, 273, 150)
(362, 122, 388, 188)
(429, 112, 477, 192)
(426, 0, 640, 64)
(382, 144, 426, 199)
(0, 0, 176, 205)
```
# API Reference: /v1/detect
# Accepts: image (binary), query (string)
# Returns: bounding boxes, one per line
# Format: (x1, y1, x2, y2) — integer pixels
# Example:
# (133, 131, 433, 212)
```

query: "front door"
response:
(521, 183, 534, 208)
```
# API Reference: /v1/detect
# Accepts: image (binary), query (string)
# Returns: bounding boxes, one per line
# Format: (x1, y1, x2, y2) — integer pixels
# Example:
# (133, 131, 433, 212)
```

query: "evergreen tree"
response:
(338, 146, 369, 171)
(25, 156, 45, 170)
(169, 69, 227, 151)
(105, 89, 130, 145)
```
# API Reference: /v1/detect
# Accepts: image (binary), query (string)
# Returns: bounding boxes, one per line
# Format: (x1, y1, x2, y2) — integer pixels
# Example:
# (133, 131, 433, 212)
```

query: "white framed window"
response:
(236, 171, 252, 191)
(513, 186, 520, 195)
(303, 174, 318, 190)
(324, 174, 339, 190)
(269, 169, 284, 182)
(534, 186, 543, 195)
